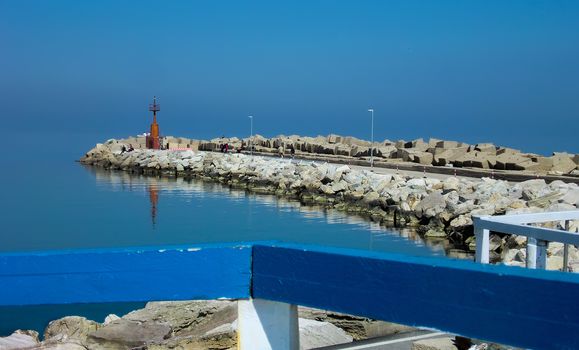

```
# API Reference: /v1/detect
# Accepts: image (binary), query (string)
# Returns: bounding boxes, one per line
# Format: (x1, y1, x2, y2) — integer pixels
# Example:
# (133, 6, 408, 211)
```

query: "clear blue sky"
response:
(1, 1, 577, 154)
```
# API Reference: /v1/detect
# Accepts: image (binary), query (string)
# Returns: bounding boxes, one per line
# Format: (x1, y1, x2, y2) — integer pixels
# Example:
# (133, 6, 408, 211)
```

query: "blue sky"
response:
(1, 1, 577, 154)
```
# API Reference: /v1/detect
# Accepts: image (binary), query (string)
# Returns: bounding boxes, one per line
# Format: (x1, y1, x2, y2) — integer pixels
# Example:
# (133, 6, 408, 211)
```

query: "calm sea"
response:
(0, 131, 443, 335)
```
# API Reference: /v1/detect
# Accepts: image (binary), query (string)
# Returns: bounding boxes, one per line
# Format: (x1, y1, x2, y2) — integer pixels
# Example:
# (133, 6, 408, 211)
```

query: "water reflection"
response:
(83, 165, 446, 256)
(149, 184, 158, 228)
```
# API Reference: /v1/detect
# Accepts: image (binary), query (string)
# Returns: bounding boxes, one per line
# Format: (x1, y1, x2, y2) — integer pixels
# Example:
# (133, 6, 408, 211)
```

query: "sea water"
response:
(0, 132, 443, 334)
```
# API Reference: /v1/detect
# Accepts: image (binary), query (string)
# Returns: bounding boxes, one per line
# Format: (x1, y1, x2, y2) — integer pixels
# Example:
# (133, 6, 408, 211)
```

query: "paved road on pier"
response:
(251, 150, 579, 184)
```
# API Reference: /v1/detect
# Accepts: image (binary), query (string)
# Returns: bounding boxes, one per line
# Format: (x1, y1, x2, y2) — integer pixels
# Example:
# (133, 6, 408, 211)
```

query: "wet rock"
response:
(449, 214, 472, 229)
(425, 229, 447, 239)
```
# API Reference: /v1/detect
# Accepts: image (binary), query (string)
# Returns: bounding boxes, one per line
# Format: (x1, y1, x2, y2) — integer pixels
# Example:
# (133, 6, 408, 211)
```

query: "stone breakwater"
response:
(124, 133, 579, 176)
(81, 139, 579, 265)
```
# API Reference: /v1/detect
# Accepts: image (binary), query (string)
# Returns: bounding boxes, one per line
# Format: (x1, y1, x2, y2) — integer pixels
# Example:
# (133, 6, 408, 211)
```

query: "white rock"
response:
(336, 165, 351, 173)
(0, 330, 39, 349)
(299, 318, 353, 350)
(442, 177, 459, 191)
(560, 188, 579, 206)
(407, 178, 426, 188)
(104, 314, 120, 325)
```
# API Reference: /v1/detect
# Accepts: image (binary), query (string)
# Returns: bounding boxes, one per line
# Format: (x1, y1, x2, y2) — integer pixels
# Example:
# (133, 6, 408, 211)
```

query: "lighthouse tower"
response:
(146, 96, 161, 149)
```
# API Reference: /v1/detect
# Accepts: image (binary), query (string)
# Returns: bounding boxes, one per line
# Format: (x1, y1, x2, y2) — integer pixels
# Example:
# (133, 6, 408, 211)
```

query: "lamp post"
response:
(368, 108, 374, 168)
(248, 115, 253, 156)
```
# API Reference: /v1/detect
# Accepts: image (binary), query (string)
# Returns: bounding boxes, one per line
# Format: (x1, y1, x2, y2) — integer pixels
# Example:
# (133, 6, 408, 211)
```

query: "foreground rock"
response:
(0, 330, 39, 349)
(81, 140, 579, 264)
(11, 301, 393, 349)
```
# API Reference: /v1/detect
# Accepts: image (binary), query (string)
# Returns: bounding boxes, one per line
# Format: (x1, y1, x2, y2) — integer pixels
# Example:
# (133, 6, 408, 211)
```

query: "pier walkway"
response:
(250, 150, 579, 184)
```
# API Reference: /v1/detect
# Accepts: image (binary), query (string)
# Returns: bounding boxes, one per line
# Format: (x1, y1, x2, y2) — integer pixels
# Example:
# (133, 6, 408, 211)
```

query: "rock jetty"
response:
(81, 139, 579, 266)
(123, 134, 579, 176)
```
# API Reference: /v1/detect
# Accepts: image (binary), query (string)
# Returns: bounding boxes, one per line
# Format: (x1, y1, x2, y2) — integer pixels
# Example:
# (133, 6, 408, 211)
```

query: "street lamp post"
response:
(248, 115, 253, 156)
(368, 108, 374, 168)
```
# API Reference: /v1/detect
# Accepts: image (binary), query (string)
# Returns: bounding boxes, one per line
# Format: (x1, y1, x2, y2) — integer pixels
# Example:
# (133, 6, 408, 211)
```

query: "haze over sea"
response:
(0, 0, 577, 336)
(1, 1, 578, 155)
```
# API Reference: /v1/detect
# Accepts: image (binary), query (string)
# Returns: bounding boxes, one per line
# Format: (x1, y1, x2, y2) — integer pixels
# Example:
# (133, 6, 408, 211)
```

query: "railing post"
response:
(564, 220, 570, 272)
(536, 240, 547, 270)
(474, 216, 490, 264)
(238, 298, 299, 350)
(527, 237, 537, 269)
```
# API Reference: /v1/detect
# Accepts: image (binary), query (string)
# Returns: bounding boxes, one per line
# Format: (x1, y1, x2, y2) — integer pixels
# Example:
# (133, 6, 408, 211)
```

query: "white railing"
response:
(473, 211, 579, 270)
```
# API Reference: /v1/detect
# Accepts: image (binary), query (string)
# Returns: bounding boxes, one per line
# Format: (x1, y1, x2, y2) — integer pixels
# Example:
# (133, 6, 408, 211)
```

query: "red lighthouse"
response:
(146, 96, 161, 149)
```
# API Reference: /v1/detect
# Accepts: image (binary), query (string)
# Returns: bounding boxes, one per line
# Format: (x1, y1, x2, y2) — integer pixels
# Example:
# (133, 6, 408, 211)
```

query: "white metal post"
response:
(564, 220, 570, 272)
(474, 220, 490, 264)
(527, 237, 537, 269)
(238, 298, 299, 350)
(536, 240, 547, 270)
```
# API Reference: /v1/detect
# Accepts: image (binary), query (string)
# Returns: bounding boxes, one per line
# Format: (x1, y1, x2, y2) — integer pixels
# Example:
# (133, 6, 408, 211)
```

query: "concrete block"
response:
(435, 140, 459, 149)
(413, 151, 434, 165)
(550, 154, 576, 174)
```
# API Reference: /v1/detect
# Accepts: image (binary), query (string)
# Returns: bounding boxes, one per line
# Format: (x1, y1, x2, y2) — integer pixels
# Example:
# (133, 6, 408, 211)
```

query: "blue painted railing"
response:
(2, 242, 579, 349)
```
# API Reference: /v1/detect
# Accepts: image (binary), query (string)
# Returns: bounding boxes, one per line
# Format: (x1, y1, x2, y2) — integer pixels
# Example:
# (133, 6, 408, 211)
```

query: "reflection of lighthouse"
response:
(148, 184, 159, 228)
(146, 96, 161, 149)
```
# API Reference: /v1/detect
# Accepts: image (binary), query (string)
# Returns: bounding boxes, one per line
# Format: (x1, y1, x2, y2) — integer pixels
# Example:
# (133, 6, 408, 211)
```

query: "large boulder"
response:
(396, 148, 422, 162)
(413, 151, 434, 165)
(496, 147, 520, 156)
(406, 138, 430, 151)
(414, 192, 446, 218)
(433, 147, 468, 166)
(473, 143, 496, 155)
(85, 319, 172, 349)
(44, 316, 101, 343)
(375, 145, 397, 158)
(550, 154, 576, 174)
(512, 179, 548, 201)
(495, 153, 533, 171)
(435, 140, 459, 149)
(560, 188, 579, 206)
(334, 144, 352, 156)
(327, 134, 342, 144)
